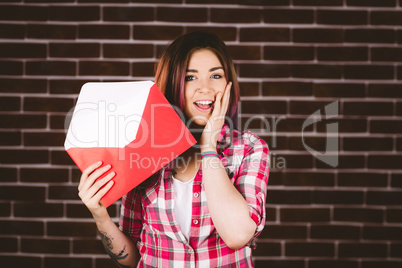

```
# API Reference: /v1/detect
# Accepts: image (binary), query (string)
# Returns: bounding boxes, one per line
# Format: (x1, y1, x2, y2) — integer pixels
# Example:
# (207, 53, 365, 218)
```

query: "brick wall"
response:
(0, 0, 401, 267)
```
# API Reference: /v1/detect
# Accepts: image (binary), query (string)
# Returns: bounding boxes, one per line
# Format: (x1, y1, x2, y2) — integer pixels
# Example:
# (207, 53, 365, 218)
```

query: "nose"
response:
(197, 79, 212, 93)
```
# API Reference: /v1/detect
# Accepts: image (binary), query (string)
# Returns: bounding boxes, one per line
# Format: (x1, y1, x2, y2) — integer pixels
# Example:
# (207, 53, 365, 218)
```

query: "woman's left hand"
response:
(200, 82, 232, 153)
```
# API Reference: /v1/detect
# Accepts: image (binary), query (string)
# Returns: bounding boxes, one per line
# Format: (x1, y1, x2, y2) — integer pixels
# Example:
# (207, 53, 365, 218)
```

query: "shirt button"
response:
(193, 192, 199, 198)
(193, 219, 199, 225)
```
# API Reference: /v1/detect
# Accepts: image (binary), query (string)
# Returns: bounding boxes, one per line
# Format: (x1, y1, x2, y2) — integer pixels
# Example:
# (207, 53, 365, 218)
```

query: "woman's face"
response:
(184, 49, 228, 126)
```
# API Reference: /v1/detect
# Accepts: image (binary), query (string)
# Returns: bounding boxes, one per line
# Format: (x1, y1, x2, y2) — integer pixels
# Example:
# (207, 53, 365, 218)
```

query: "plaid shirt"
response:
(119, 124, 270, 268)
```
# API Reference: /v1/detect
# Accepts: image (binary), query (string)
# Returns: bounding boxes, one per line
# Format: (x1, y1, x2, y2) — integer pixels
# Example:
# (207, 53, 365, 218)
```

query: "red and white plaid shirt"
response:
(119, 124, 270, 267)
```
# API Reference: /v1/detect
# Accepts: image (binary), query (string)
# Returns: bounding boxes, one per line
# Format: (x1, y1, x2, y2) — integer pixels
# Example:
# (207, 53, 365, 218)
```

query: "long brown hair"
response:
(155, 31, 240, 129)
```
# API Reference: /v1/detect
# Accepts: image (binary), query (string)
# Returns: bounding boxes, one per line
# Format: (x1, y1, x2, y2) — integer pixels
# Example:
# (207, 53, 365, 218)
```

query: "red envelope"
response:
(65, 81, 196, 207)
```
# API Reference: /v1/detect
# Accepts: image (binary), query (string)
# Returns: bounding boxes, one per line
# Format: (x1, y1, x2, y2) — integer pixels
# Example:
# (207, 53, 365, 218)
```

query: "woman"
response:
(78, 31, 269, 267)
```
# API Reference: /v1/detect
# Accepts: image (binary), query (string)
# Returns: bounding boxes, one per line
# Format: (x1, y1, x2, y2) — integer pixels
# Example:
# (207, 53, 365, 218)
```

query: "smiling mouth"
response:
(194, 100, 214, 111)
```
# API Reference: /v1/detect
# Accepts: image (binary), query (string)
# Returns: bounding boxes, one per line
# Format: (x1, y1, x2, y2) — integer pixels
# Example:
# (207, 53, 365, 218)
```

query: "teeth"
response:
(196, 100, 212, 105)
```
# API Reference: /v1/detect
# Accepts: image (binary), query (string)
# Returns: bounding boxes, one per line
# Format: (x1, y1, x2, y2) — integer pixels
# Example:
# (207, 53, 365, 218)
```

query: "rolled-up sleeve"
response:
(119, 187, 143, 244)
(234, 136, 269, 247)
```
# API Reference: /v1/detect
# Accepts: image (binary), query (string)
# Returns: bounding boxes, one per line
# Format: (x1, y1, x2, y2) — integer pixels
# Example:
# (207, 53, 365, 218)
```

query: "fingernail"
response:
(110, 171, 115, 176)
(97, 161, 102, 165)
(106, 164, 111, 168)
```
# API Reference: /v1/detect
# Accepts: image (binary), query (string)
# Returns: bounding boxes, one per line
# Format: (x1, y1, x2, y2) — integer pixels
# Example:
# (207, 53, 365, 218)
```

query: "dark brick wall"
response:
(0, 1, 401, 267)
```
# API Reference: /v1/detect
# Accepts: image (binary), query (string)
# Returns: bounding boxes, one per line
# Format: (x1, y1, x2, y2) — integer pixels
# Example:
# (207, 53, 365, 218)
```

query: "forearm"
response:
(201, 156, 256, 249)
(95, 215, 139, 268)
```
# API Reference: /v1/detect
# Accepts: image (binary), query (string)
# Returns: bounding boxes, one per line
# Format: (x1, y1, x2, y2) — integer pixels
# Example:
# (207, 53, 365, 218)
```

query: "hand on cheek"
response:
(200, 82, 232, 153)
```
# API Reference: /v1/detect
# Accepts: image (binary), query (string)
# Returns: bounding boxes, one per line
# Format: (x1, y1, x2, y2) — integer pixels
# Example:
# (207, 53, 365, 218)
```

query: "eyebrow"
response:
(186, 66, 224, 73)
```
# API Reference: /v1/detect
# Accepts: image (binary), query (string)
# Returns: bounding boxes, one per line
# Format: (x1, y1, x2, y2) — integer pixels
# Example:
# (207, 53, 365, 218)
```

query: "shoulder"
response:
(232, 128, 269, 153)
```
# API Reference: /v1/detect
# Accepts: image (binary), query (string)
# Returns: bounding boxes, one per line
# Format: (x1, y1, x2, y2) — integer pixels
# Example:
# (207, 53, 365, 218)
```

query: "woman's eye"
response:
(211, 74, 222, 79)
(185, 76, 195, 81)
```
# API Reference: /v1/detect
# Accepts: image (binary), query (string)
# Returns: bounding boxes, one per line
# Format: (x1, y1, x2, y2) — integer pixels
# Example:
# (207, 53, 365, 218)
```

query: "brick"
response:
(281, 208, 330, 222)
(294, 0, 342, 5)
(372, 47, 402, 61)
(288, 135, 336, 152)
(0, 97, 20, 111)
(343, 137, 393, 152)
(49, 185, 79, 200)
(260, 225, 307, 239)
(14, 202, 64, 217)
(347, 0, 396, 6)
(0, 186, 46, 201)
(20, 168, 69, 183)
(292, 64, 342, 78)
(399, 30, 402, 44)
(261, 135, 287, 151)
(134, 25, 183, 40)
(254, 260, 304, 268)
(0, 167, 17, 182)
(79, 25, 129, 39)
(0, 43, 46, 58)
(50, 79, 95, 94)
(397, 102, 402, 116)
(368, 155, 402, 169)
(344, 65, 394, 79)
(26, 0, 74, 2)
(263, 9, 313, 24)
(362, 261, 402, 268)
(339, 243, 387, 257)
(239, 64, 290, 78)
(47, 222, 97, 236)
(157, 7, 207, 22)
(50, 43, 100, 58)
(211, 8, 260, 23)
(286, 242, 334, 257)
(314, 83, 365, 98)
(398, 138, 402, 151)
(334, 208, 384, 223)
(0, 24, 25, 39)
(185, 27, 237, 41)
(339, 172, 388, 187)
(267, 190, 312, 204)
(253, 242, 281, 256)
(132, 62, 155, 77)
(24, 132, 66, 147)
(240, 27, 290, 42)
(309, 261, 358, 268)
(0, 114, 47, 129)
(0, 149, 48, 164)
(103, 7, 154, 21)
(24, 97, 74, 112)
(27, 24, 76, 39)
(274, 118, 313, 133)
(399, 66, 402, 80)
(367, 191, 402, 205)
(294, 28, 343, 43)
(290, 100, 337, 115)
(344, 101, 393, 116)
(0, 5, 47, 21)
(0, 256, 41, 267)
(317, 155, 365, 169)
(48, 6, 100, 21)
(21, 238, 69, 253)
(317, 10, 367, 25)
(0, 220, 44, 235)
(96, 259, 122, 268)
(239, 100, 287, 114)
(228, 45, 260, 60)
(104, 44, 153, 59)
(264, 46, 314, 61)
(345, 29, 395, 43)
(0, 203, 11, 216)
(317, 47, 368, 61)
(368, 84, 402, 98)
(51, 150, 76, 165)
(79, 0, 129, 2)
(263, 82, 312, 96)
(311, 225, 360, 240)
(370, 120, 402, 134)
(239, 82, 259, 96)
(26, 61, 76, 76)
(0, 78, 47, 93)
(44, 257, 92, 268)
(387, 209, 402, 222)
(282, 172, 334, 186)
(79, 61, 129, 76)
(50, 115, 68, 129)
(391, 173, 402, 188)
(313, 190, 364, 204)
(364, 226, 402, 240)
(0, 60, 23, 75)
(371, 11, 402, 26)
(73, 238, 105, 254)
(391, 243, 402, 257)
(0, 131, 21, 145)
(0, 237, 17, 252)
(67, 204, 94, 218)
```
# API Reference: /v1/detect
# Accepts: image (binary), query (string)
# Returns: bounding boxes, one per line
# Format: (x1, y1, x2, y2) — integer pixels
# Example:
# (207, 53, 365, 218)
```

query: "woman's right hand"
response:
(78, 161, 115, 221)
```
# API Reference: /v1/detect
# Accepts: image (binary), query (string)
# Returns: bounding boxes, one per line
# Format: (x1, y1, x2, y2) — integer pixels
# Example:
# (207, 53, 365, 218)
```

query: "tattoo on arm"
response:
(99, 231, 130, 266)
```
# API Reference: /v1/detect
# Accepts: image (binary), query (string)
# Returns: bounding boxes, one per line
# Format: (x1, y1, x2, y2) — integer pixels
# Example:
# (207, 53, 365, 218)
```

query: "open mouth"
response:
(194, 100, 214, 112)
